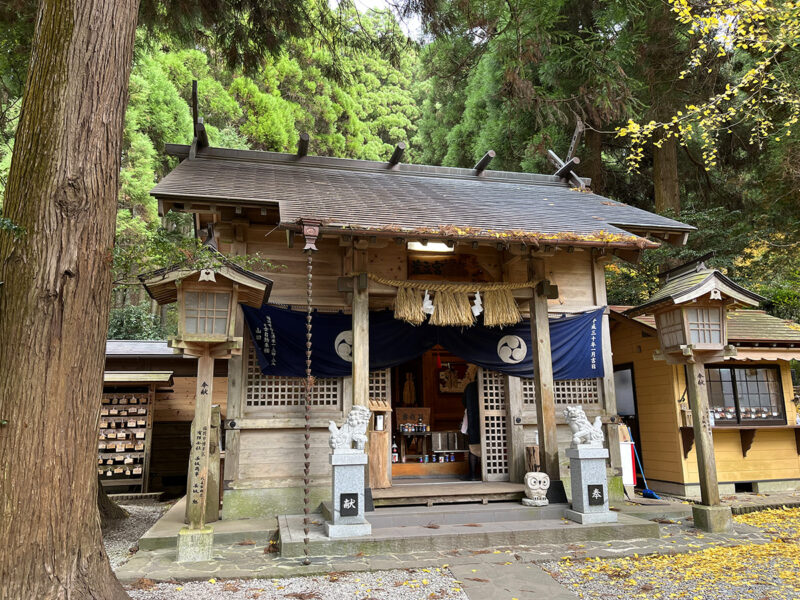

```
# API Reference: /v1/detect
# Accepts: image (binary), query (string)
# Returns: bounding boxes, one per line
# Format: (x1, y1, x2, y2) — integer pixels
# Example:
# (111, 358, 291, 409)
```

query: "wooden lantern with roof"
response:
(626, 254, 764, 364)
(140, 257, 272, 359)
(139, 252, 272, 548)
(630, 254, 764, 364)
(625, 254, 765, 531)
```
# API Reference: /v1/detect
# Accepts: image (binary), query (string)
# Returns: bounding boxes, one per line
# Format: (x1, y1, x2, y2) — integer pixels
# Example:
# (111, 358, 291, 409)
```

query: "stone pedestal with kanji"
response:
(564, 446, 618, 524)
(325, 451, 372, 538)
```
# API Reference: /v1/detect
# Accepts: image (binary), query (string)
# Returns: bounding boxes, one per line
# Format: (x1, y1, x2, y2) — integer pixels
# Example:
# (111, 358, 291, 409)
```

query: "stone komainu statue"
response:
(563, 405, 604, 448)
(328, 405, 371, 451)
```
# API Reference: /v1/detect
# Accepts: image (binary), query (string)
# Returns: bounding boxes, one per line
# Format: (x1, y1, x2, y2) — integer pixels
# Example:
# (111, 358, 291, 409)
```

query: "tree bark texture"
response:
(653, 134, 681, 215)
(583, 128, 605, 196)
(0, 1, 139, 598)
(98, 476, 129, 529)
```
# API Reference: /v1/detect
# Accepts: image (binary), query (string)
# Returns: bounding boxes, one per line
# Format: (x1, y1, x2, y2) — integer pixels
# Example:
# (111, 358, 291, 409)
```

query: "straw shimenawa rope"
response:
(394, 285, 426, 326)
(361, 273, 531, 327)
(482, 288, 522, 327)
(365, 273, 537, 292)
(428, 289, 474, 327)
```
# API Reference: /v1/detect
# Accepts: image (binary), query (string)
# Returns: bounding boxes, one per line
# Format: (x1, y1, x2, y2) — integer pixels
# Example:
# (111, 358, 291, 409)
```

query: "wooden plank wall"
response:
(234, 428, 332, 484)
(220, 228, 600, 312)
(155, 376, 228, 421)
(148, 421, 192, 496)
(610, 318, 687, 484)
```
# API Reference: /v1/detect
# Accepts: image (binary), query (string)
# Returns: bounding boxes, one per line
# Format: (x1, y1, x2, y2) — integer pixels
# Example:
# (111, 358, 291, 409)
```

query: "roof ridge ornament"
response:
(547, 119, 586, 189)
(659, 251, 715, 282)
(297, 133, 310, 158)
(188, 80, 209, 160)
(388, 142, 405, 169)
(473, 150, 495, 175)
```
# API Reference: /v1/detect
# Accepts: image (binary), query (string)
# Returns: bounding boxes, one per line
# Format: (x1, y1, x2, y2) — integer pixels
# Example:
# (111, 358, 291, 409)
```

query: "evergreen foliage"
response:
(1, 0, 798, 335)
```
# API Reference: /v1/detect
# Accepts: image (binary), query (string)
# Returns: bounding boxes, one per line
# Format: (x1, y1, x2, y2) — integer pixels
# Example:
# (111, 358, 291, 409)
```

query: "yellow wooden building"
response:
(610, 306, 800, 497)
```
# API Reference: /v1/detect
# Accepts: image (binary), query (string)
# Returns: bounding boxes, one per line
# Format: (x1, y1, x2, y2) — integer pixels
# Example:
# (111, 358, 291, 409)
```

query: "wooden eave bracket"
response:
(740, 429, 756, 457)
(535, 279, 559, 300)
(680, 426, 695, 458)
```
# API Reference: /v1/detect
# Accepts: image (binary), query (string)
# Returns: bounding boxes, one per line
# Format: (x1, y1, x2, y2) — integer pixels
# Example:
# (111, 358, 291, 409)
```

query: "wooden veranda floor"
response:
(372, 478, 525, 507)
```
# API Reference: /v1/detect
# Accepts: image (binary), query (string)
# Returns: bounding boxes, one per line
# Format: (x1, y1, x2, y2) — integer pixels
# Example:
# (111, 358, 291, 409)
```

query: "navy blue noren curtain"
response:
(242, 305, 605, 380)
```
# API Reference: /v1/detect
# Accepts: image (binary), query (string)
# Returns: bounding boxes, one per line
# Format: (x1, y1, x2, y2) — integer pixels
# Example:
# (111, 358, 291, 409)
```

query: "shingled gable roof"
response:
(624, 268, 765, 317)
(610, 307, 800, 347)
(151, 145, 694, 250)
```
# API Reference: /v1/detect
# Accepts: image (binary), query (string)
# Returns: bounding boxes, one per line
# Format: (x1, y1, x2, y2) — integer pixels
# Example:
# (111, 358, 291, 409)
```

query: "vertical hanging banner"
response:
(242, 305, 605, 380)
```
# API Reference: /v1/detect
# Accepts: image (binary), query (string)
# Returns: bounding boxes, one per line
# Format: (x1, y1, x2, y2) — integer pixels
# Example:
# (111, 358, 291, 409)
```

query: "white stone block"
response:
(564, 509, 618, 524)
(176, 526, 214, 563)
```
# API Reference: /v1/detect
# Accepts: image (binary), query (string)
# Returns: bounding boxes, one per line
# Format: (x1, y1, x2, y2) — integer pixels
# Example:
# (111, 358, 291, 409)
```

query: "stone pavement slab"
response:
(116, 515, 768, 584)
(450, 562, 577, 600)
(720, 490, 800, 514)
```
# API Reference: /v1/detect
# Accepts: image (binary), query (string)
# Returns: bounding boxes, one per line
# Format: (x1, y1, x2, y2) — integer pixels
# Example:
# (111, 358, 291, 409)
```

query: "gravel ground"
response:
(125, 568, 469, 600)
(103, 499, 171, 570)
(541, 507, 800, 600)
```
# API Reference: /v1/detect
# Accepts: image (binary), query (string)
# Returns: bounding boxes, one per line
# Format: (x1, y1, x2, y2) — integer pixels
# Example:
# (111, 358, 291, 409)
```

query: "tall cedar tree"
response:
(0, 0, 399, 597)
(0, 2, 139, 598)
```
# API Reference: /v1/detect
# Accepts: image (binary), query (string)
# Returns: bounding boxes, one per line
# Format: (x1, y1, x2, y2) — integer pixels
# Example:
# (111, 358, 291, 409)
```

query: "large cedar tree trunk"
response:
(653, 134, 681, 215)
(583, 128, 605, 196)
(0, 1, 139, 598)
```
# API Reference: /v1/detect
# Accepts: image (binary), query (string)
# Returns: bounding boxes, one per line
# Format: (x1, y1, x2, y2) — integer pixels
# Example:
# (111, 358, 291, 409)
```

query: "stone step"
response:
(277, 511, 659, 558)
(138, 498, 277, 551)
(321, 500, 566, 527)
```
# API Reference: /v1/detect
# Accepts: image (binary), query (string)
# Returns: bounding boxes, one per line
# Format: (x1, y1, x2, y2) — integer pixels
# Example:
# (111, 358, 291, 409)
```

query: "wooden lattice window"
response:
(184, 291, 230, 335)
(522, 378, 537, 406)
(245, 344, 341, 412)
(555, 378, 600, 404)
(369, 369, 391, 401)
(521, 377, 601, 407)
(656, 309, 684, 349)
(687, 307, 722, 345)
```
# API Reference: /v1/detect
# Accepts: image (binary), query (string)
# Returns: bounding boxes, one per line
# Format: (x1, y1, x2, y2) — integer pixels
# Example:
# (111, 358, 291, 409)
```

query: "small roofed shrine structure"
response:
(626, 256, 764, 532)
(610, 307, 800, 502)
(147, 107, 694, 521)
(140, 253, 272, 560)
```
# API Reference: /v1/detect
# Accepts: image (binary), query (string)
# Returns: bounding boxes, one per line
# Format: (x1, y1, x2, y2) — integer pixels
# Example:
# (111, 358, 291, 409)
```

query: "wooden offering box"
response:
(368, 399, 392, 489)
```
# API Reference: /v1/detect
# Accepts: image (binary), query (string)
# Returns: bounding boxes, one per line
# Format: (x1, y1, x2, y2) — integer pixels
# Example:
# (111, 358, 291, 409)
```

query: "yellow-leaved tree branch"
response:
(618, 0, 800, 170)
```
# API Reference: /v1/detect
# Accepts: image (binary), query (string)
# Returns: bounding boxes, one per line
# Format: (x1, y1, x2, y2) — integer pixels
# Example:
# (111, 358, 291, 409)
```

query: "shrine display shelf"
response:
(98, 451, 145, 458)
(679, 425, 800, 459)
(98, 391, 153, 492)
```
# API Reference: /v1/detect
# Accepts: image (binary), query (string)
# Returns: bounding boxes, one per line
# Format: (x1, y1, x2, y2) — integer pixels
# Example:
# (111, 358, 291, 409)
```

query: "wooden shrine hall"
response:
(145, 124, 694, 521)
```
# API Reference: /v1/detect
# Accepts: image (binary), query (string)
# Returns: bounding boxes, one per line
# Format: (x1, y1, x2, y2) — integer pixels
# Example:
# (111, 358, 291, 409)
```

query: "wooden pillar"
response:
(206, 405, 222, 523)
(506, 375, 525, 482)
(224, 240, 247, 489)
(528, 258, 560, 482)
(352, 248, 371, 493)
(592, 254, 623, 477)
(685, 359, 721, 506)
(223, 305, 244, 487)
(352, 249, 369, 408)
(186, 352, 214, 529)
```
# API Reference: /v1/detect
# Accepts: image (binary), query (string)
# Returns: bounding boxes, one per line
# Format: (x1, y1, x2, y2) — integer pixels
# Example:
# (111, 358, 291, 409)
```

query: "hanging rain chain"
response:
(302, 249, 313, 565)
(299, 219, 320, 566)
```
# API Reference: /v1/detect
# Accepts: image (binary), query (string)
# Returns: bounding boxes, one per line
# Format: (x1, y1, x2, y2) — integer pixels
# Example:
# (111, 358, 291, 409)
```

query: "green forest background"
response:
(0, 3, 797, 339)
